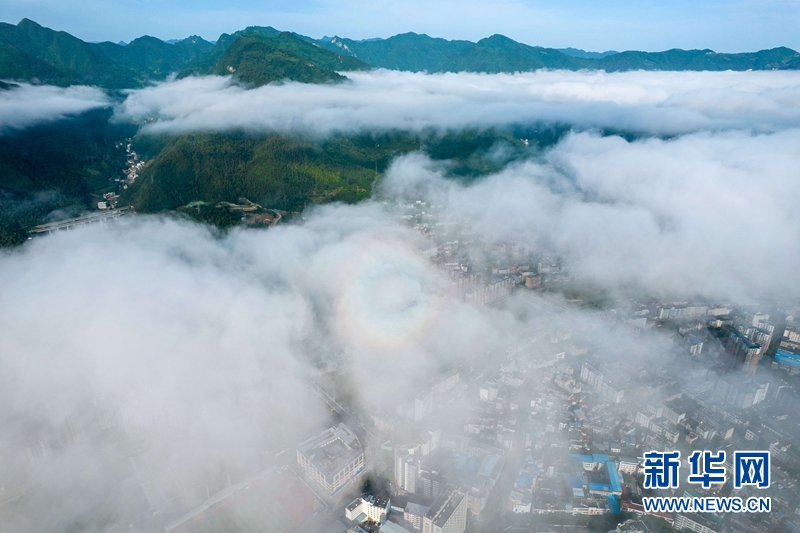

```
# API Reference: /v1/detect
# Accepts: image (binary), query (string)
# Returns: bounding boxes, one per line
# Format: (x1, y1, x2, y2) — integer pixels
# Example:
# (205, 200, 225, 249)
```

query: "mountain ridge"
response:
(2, 19, 800, 90)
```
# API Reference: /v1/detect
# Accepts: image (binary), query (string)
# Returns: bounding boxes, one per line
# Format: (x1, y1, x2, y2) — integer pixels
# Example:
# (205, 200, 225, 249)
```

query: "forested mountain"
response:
(121, 127, 542, 215)
(0, 19, 143, 87)
(0, 20, 365, 89)
(557, 48, 618, 59)
(596, 47, 800, 71)
(2, 17, 800, 245)
(2, 18, 800, 91)
(204, 32, 370, 87)
(314, 32, 800, 73)
(95, 35, 213, 80)
(0, 99, 551, 245)
(0, 109, 135, 245)
(314, 33, 475, 72)
(437, 34, 585, 72)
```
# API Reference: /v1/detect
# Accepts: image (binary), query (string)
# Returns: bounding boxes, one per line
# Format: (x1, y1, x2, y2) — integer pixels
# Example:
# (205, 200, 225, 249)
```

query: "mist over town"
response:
(2, 6, 800, 533)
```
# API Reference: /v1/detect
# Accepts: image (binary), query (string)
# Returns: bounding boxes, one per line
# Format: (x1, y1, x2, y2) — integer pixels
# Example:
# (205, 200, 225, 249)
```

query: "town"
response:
(8, 199, 800, 533)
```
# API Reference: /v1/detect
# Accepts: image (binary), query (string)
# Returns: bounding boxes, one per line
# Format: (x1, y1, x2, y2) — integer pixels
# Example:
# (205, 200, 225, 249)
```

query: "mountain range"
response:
(2, 18, 800, 246)
(2, 18, 800, 89)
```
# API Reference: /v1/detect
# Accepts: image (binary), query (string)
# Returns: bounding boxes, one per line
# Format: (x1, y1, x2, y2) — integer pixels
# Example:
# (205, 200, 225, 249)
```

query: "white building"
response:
(479, 382, 499, 402)
(345, 495, 390, 524)
(617, 457, 640, 475)
(296, 423, 364, 497)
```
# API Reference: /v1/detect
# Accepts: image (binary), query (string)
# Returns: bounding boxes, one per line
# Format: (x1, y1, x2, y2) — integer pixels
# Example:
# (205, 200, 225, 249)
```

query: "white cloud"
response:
(381, 128, 800, 301)
(0, 83, 109, 133)
(0, 204, 510, 530)
(115, 69, 800, 136)
(2, 125, 798, 528)
(6, 60, 800, 533)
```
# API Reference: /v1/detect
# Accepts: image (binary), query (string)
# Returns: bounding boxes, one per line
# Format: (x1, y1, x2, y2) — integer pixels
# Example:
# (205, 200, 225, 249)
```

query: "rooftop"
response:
(297, 423, 362, 476)
(426, 488, 465, 527)
(404, 502, 429, 516)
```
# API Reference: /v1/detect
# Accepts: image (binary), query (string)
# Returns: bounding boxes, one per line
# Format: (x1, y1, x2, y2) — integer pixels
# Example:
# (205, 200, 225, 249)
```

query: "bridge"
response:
(27, 206, 134, 236)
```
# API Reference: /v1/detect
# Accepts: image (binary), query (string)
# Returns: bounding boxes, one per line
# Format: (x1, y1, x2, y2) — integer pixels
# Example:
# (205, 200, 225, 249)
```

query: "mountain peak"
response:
(17, 18, 43, 28)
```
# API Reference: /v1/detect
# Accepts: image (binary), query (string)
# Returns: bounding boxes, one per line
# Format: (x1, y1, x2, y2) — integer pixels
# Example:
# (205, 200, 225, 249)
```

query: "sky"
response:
(1, 0, 799, 52)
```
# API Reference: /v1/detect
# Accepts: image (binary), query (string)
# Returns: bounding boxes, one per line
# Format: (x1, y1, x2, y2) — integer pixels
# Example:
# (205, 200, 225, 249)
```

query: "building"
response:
(580, 364, 624, 404)
(404, 503, 430, 531)
(415, 392, 433, 421)
(395, 452, 419, 494)
(657, 306, 685, 320)
(674, 513, 719, 533)
(774, 349, 800, 374)
(423, 488, 468, 533)
(479, 381, 499, 402)
(431, 372, 460, 395)
(419, 470, 447, 501)
(617, 458, 640, 475)
(684, 305, 709, 318)
(707, 306, 731, 317)
(780, 325, 800, 353)
(509, 490, 532, 513)
(296, 423, 364, 497)
(395, 435, 442, 494)
(345, 495, 391, 524)
(725, 327, 762, 371)
(382, 522, 415, 533)
(685, 334, 703, 355)
(524, 274, 542, 289)
(714, 377, 770, 409)
(464, 277, 516, 306)
(570, 455, 622, 496)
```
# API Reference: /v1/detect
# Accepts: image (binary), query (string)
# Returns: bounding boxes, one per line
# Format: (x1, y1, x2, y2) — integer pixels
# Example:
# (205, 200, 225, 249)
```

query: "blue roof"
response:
(477, 454, 499, 478)
(452, 453, 468, 470)
(464, 457, 480, 476)
(516, 473, 533, 488)
(608, 494, 620, 514)
(607, 462, 622, 493)
(775, 350, 800, 367)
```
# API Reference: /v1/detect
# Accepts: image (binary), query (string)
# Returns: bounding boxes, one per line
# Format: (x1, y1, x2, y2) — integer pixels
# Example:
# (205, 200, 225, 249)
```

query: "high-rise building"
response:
(418, 470, 447, 501)
(296, 423, 364, 497)
(394, 453, 419, 494)
(423, 488, 468, 533)
(394, 433, 442, 495)
(725, 327, 763, 371)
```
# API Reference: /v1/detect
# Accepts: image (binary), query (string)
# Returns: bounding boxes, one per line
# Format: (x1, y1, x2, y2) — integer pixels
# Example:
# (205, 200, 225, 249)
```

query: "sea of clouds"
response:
(113, 69, 800, 135)
(3, 68, 800, 531)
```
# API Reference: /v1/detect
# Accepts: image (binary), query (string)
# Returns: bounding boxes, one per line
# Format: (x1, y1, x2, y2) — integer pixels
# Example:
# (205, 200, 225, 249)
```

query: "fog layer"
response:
(0, 83, 109, 133)
(115, 70, 800, 135)
(3, 68, 799, 531)
(382, 128, 800, 301)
